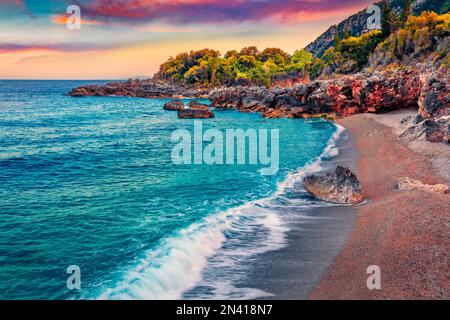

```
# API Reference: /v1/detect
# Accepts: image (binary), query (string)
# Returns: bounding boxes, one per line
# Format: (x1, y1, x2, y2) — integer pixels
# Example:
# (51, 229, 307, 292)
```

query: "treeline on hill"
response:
(370, 10, 449, 70)
(155, 47, 315, 87)
(154, 5, 449, 87)
(321, 8, 449, 75)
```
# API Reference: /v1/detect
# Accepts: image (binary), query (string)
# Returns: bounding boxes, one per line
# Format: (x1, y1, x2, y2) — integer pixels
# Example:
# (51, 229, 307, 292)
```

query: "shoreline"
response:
(239, 123, 360, 299)
(309, 112, 449, 299)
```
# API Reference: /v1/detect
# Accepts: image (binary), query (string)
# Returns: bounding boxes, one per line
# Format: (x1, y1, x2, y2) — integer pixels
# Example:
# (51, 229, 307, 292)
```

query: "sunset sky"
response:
(0, 0, 375, 79)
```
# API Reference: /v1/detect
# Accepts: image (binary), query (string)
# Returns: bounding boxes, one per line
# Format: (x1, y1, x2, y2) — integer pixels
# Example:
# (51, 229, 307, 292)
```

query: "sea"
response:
(0, 80, 345, 299)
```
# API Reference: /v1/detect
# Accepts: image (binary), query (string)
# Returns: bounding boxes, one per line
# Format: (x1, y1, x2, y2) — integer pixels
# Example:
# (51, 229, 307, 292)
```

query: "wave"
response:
(97, 121, 346, 300)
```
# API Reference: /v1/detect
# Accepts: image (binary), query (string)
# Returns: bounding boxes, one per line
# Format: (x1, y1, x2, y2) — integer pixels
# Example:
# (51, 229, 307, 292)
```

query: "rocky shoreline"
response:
(67, 66, 448, 143)
(208, 68, 421, 118)
(66, 78, 209, 99)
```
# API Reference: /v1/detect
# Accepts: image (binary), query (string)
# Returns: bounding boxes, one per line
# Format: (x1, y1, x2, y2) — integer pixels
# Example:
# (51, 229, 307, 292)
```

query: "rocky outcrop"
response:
(187, 100, 210, 110)
(209, 68, 422, 119)
(398, 70, 449, 144)
(178, 109, 215, 119)
(399, 115, 449, 143)
(163, 99, 185, 111)
(303, 166, 364, 205)
(418, 71, 449, 119)
(66, 79, 209, 99)
(305, 4, 373, 57)
(397, 177, 449, 194)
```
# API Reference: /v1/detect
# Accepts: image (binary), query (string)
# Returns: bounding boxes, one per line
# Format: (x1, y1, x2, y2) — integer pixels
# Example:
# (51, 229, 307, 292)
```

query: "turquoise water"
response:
(0, 80, 337, 299)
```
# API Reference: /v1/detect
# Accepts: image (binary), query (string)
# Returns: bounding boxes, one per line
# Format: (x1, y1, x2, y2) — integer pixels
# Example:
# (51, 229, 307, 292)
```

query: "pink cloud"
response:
(78, 0, 375, 25)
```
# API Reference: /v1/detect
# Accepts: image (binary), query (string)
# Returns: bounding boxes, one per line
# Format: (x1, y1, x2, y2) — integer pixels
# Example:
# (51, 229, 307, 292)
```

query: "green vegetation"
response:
(371, 11, 450, 68)
(314, 30, 384, 75)
(155, 46, 314, 87)
(155, 7, 449, 87)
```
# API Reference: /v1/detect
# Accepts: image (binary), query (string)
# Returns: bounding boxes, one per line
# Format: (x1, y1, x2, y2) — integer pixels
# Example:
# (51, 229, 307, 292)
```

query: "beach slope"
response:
(310, 113, 449, 300)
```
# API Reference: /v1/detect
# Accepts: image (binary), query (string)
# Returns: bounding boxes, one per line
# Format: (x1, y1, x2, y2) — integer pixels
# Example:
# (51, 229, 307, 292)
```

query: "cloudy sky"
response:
(0, 0, 375, 79)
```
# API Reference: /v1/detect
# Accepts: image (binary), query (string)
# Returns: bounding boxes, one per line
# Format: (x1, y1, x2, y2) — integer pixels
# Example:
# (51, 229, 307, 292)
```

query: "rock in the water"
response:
(187, 100, 210, 110)
(178, 109, 214, 119)
(66, 78, 209, 99)
(303, 166, 364, 204)
(397, 177, 448, 194)
(163, 99, 185, 111)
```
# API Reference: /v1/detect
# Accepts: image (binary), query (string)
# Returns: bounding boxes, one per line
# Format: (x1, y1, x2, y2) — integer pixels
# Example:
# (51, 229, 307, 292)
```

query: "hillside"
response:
(305, 0, 450, 56)
(318, 11, 449, 76)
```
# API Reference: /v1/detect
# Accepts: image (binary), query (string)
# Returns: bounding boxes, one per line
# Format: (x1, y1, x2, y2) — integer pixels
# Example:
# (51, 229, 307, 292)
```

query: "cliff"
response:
(209, 66, 448, 144)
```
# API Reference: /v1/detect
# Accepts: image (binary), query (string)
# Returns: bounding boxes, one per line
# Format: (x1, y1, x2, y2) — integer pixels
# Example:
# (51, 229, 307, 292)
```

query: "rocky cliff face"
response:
(398, 69, 449, 143)
(305, 0, 450, 57)
(209, 68, 422, 118)
(305, 4, 374, 57)
(209, 66, 449, 143)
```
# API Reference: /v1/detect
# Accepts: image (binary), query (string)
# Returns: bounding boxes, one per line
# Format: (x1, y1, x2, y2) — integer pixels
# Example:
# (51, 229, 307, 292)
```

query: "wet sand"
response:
(310, 113, 449, 300)
(245, 127, 360, 299)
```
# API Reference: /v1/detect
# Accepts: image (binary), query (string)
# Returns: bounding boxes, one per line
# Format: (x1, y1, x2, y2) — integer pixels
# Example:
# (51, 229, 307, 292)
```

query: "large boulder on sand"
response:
(163, 99, 185, 111)
(178, 109, 215, 119)
(303, 166, 364, 204)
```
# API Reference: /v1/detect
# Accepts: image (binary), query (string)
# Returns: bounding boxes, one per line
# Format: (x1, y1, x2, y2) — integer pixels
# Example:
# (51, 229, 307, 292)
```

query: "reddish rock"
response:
(187, 100, 210, 110)
(343, 107, 360, 117)
(163, 99, 184, 111)
(178, 109, 215, 119)
(209, 68, 428, 119)
(263, 109, 291, 118)
(66, 79, 209, 99)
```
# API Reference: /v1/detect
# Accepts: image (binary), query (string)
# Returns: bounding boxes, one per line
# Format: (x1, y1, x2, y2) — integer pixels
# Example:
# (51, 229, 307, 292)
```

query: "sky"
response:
(0, 0, 375, 79)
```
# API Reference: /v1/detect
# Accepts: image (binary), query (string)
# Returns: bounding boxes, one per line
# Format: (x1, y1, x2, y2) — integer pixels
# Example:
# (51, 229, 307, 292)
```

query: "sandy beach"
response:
(310, 111, 449, 300)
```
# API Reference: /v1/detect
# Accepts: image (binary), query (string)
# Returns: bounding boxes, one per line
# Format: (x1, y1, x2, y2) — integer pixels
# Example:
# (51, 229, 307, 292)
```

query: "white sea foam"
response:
(275, 122, 345, 195)
(97, 122, 346, 300)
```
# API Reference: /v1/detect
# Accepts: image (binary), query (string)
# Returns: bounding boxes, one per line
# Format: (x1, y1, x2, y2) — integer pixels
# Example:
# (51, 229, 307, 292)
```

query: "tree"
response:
(340, 30, 384, 67)
(259, 48, 290, 65)
(207, 57, 221, 85)
(240, 46, 259, 57)
(224, 50, 238, 59)
(334, 31, 342, 51)
(381, 2, 393, 37)
(400, 0, 413, 26)
(288, 49, 313, 71)
(343, 28, 350, 40)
